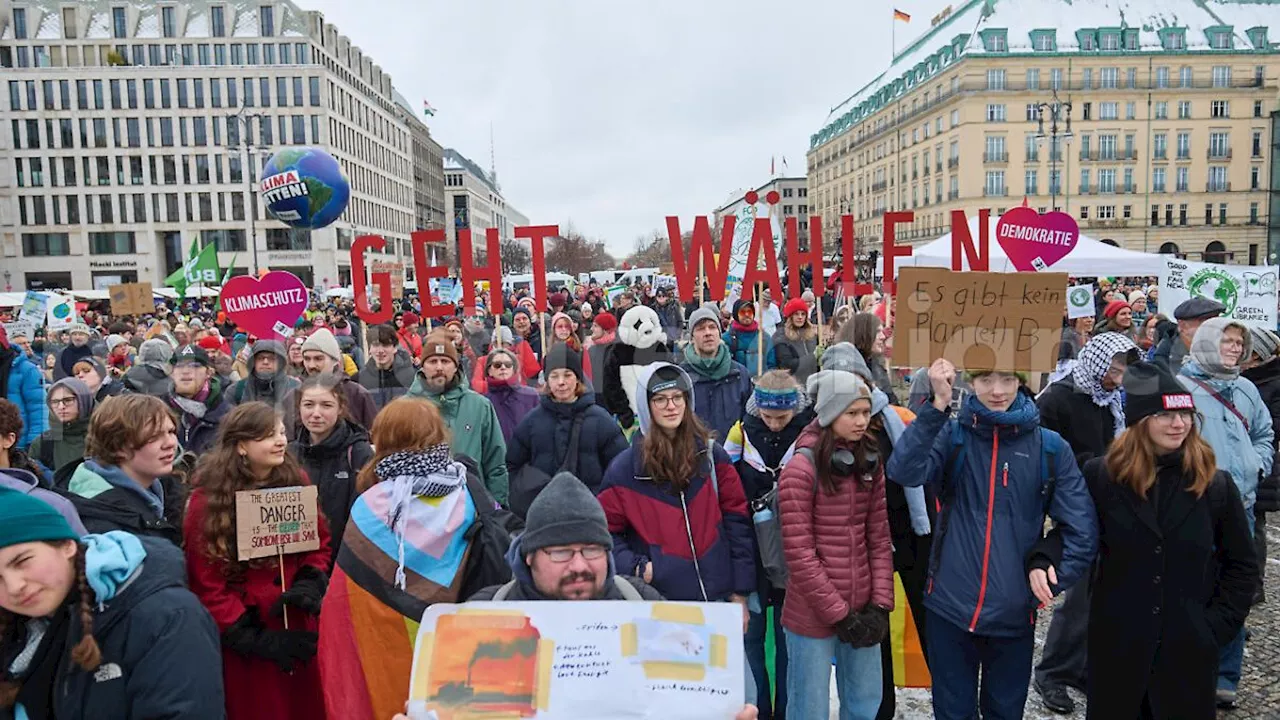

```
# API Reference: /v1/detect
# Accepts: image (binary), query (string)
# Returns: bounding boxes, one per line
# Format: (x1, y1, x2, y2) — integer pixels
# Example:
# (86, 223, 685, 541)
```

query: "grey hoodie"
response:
(0, 467, 89, 535)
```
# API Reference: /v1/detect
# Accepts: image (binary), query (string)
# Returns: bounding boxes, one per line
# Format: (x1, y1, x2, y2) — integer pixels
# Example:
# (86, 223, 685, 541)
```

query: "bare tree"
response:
(545, 228, 616, 276)
(498, 238, 532, 274)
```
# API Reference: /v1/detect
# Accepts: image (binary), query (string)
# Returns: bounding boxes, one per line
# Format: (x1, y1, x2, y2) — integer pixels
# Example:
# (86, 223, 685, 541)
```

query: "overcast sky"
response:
(303, 0, 931, 258)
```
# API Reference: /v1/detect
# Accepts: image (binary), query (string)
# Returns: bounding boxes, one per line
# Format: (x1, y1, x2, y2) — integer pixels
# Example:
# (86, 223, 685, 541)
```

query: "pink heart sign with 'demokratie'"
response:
(219, 271, 309, 339)
(995, 207, 1080, 272)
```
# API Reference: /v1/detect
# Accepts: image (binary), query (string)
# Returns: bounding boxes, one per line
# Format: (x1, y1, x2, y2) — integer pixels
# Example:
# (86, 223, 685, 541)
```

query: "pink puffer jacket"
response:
(779, 422, 894, 638)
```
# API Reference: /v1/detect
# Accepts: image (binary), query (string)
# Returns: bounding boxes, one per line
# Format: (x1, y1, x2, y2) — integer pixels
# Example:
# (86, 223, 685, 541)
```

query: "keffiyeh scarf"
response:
(375, 445, 467, 588)
(1072, 332, 1138, 437)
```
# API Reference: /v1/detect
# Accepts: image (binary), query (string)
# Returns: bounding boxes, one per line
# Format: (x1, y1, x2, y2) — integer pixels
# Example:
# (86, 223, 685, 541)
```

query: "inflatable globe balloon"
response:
(259, 147, 351, 230)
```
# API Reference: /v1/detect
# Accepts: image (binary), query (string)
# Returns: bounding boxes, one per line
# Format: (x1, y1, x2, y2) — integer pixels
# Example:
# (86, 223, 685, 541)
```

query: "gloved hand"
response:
(272, 565, 328, 616)
(222, 609, 319, 673)
(1256, 472, 1280, 513)
(844, 606, 890, 648)
(833, 609, 861, 646)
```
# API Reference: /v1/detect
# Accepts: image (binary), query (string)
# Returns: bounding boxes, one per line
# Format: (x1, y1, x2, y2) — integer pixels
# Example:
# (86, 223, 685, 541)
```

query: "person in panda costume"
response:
(601, 305, 674, 429)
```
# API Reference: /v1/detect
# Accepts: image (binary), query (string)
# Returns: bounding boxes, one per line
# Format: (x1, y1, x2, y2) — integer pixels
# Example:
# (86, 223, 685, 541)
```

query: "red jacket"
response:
(779, 422, 894, 638)
(184, 485, 332, 720)
(398, 327, 423, 359)
(470, 341, 540, 394)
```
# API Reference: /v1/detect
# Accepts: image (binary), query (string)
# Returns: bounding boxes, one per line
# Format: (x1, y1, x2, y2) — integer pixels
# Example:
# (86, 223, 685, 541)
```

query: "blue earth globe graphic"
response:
(259, 147, 350, 230)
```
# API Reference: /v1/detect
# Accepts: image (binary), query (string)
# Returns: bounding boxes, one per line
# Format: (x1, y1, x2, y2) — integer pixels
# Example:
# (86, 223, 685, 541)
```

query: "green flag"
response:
(164, 242, 220, 299)
(214, 254, 238, 312)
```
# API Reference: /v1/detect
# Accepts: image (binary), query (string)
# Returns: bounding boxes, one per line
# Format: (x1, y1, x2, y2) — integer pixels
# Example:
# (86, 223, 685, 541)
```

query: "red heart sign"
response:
(995, 207, 1080, 272)
(219, 271, 309, 339)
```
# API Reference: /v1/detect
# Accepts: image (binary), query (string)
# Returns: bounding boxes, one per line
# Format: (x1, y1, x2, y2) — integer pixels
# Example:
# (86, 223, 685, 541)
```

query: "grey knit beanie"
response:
(520, 472, 613, 554)
(805, 370, 873, 427)
(688, 303, 722, 332)
(1250, 327, 1280, 361)
(819, 342, 872, 383)
(138, 338, 174, 364)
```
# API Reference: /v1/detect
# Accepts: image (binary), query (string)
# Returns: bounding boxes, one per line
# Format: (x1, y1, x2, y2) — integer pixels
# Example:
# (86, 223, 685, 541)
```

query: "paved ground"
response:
(834, 522, 1280, 718)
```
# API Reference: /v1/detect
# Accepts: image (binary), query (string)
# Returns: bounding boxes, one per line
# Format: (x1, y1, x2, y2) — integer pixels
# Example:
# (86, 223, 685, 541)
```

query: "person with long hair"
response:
(778, 369, 893, 719)
(184, 402, 331, 720)
(845, 313, 897, 404)
(1083, 362, 1258, 718)
(0, 490, 224, 719)
(289, 374, 374, 563)
(318, 397, 505, 720)
(724, 369, 816, 720)
(597, 363, 757, 702)
(482, 348, 540, 442)
(507, 345, 627, 516)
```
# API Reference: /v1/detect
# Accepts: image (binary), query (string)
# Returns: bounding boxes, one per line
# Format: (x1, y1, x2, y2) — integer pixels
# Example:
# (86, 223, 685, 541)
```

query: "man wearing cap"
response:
(680, 303, 753, 440)
(1153, 297, 1225, 371)
(887, 361, 1097, 719)
(164, 344, 233, 456)
(123, 338, 176, 397)
(282, 328, 377, 432)
(408, 329, 510, 504)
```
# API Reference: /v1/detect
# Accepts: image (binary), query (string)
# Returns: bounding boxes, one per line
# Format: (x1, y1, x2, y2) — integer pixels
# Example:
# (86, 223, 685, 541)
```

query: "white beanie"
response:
(301, 328, 342, 362)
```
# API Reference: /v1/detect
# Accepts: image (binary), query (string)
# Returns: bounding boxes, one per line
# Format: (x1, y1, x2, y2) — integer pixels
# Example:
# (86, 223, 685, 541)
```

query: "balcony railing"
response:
(1026, 151, 1040, 162)
(983, 187, 1009, 197)
(948, 157, 960, 169)
(1206, 181, 1232, 192)
(984, 151, 1009, 163)
(948, 190, 960, 200)
(1207, 148, 1233, 160)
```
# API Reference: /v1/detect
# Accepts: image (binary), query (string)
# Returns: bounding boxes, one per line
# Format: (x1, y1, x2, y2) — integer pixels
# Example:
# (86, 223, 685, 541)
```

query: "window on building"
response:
(89, 231, 135, 254)
(1153, 167, 1166, 192)
(1211, 100, 1229, 118)
(1154, 133, 1167, 159)
(1177, 166, 1189, 192)
(1208, 166, 1228, 192)
(1178, 101, 1191, 119)
(1100, 102, 1118, 120)
(161, 6, 176, 38)
(1156, 66, 1169, 88)
(1080, 169, 1090, 193)
(1210, 31, 1231, 50)
(1050, 68, 1063, 90)
(985, 104, 1006, 122)
(1209, 132, 1230, 158)
(1026, 69, 1039, 90)
(260, 6, 275, 36)
(1101, 67, 1117, 88)
(112, 7, 127, 38)
(1179, 66, 1193, 87)
(1177, 133, 1191, 160)
(987, 69, 1006, 90)
(1155, 101, 1167, 119)
(1025, 169, 1038, 195)
(22, 233, 71, 256)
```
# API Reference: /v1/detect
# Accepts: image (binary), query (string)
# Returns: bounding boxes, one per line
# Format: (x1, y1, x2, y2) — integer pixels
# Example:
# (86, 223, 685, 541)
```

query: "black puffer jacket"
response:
(355, 351, 416, 410)
(1243, 358, 1280, 440)
(1037, 376, 1119, 467)
(290, 418, 374, 562)
(506, 393, 629, 499)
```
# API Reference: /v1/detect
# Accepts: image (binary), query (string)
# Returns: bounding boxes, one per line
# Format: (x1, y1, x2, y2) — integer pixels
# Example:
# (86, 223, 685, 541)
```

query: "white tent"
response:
(893, 215, 1168, 276)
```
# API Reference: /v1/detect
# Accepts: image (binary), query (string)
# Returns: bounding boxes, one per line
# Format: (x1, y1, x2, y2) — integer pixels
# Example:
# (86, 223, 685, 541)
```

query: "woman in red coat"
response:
(779, 369, 894, 719)
(185, 401, 331, 720)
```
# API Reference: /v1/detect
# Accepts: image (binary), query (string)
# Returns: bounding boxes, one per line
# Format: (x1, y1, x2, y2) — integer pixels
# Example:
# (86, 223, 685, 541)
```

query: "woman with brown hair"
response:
(841, 312, 897, 404)
(0, 490, 224, 719)
(1083, 362, 1258, 719)
(318, 397, 504, 720)
(183, 401, 331, 720)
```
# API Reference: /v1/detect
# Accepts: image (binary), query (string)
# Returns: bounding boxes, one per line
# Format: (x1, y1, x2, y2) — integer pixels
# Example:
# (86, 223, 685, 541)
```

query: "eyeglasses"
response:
(49, 397, 77, 407)
(650, 393, 686, 409)
(489, 361, 513, 370)
(541, 546, 607, 563)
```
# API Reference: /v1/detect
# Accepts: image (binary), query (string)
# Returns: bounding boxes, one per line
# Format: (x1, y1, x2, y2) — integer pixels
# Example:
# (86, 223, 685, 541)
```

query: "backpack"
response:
(752, 446, 821, 591)
(458, 472, 525, 600)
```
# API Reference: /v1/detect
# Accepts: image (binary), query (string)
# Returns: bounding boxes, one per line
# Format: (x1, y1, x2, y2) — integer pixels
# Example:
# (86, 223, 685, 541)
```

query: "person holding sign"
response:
(1083, 362, 1258, 718)
(184, 402, 331, 720)
(778, 369, 894, 720)
(886, 361, 1098, 720)
(0, 489, 225, 720)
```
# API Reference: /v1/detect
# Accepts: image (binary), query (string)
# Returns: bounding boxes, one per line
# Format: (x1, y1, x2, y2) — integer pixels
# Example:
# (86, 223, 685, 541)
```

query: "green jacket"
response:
(407, 373, 510, 505)
(29, 417, 90, 475)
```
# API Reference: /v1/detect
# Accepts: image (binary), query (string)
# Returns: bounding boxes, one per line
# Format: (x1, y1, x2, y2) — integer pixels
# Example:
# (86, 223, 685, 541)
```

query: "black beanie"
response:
(1123, 361, 1195, 426)
(543, 343, 583, 382)
(521, 473, 613, 554)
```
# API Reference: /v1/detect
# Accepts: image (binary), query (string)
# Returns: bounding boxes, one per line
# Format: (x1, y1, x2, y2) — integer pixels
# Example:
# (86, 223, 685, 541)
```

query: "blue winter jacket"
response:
(723, 327, 777, 374)
(1179, 360, 1274, 510)
(887, 392, 1098, 637)
(4, 348, 46, 448)
(680, 359, 753, 442)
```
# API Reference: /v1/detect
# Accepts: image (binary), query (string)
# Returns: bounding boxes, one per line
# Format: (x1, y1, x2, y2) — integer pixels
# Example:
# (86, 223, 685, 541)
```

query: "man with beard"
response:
(357, 324, 417, 409)
(164, 344, 232, 457)
(407, 330, 509, 504)
(464, 473, 760, 720)
(283, 328, 378, 432)
(53, 322, 94, 380)
(230, 339, 298, 408)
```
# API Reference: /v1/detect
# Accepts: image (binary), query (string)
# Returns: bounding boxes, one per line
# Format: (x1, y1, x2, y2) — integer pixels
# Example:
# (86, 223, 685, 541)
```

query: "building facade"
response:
(0, 0, 415, 292)
(394, 90, 445, 242)
(443, 147, 525, 264)
(807, 0, 1279, 265)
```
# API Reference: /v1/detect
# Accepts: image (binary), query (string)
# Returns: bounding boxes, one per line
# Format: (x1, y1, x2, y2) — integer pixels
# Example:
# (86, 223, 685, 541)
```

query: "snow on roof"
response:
(813, 0, 1278, 149)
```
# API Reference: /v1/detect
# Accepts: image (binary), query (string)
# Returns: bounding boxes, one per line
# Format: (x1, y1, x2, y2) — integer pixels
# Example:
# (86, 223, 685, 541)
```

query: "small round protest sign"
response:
(219, 270, 308, 339)
(995, 207, 1080, 272)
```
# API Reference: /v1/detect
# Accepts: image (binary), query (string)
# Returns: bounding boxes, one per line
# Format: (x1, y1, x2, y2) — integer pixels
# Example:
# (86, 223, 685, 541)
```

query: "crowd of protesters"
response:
(0, 268, 1271, 720)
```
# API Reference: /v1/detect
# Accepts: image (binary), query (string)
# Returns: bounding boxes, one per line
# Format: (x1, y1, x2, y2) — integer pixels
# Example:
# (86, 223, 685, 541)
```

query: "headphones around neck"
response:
(830, 443, 880, 478)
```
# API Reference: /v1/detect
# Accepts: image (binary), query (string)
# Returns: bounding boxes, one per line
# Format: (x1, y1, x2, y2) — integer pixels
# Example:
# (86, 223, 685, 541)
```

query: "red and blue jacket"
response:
(887, 391, 1098, 637)
(598, 437, 757, 602)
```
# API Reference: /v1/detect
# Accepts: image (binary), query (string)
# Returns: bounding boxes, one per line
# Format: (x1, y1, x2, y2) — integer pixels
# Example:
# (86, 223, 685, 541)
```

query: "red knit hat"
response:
(783, 298, 809, 319)
(1103, 300, 1129, 319)
(402, 312, 421, 326)
(592, 312, 618, 332)
(197, 334, 223, 351)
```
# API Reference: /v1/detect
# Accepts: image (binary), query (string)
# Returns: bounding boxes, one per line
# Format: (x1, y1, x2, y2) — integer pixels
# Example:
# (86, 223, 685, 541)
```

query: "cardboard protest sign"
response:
(892, 267, 1067, 372)
(219, 271, 308, 339)
(1160, 257, 1278, 330)
(2, 321, 35, 341)
(372, 260, 405, 298)
(1066, 284, 1095, 320)
(234, 485, 320, 561)
(108, 282, 155, 316)
(408, 600, 743, 720)
(18, 291, 48, 326)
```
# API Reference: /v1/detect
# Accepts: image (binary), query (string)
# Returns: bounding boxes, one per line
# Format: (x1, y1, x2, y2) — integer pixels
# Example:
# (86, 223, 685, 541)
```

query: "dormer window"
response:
(1247, 27, 1267, 48)
(981, 29, 1008, 52)
(1031, 30, 1056, 51)
(1167, 32, 1184, 50)
(1123, 29, 1139, 50)
(1209, 29, 1233, 49)
(1080, 31, 1097, 51)
(1100, 32, 1120, 51)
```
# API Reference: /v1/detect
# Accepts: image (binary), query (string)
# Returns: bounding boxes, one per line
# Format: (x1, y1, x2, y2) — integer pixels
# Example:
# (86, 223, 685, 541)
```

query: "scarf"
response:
(587, 330, 616, 348)
(170, 379, 213, 419)
(1072, 333, 1137, 438)
(682, 343, 732, 380)
(1188, 318, 1249, 381)
(731, 319, 758, 334)
(375, 445, 467, 589)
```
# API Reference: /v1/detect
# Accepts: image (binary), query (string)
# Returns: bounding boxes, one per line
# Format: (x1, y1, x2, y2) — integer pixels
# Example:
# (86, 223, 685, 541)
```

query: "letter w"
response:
(666, 215, 735, 303)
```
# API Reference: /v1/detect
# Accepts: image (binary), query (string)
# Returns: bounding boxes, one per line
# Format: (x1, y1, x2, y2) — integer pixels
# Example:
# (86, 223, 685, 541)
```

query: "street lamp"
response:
(1035, 89, 1074, 211)
(227, 108, 268, 275)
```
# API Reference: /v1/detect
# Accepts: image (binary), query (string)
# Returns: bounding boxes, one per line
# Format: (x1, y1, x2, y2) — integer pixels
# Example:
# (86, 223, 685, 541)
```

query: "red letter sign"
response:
(351, 235, 392, 325)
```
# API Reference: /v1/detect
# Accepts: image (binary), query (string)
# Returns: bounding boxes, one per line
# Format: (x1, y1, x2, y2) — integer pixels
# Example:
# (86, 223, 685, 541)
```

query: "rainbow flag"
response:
(889, 572, 932, 687)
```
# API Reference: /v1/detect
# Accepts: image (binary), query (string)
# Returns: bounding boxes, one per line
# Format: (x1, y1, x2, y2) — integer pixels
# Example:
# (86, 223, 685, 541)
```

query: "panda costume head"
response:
(603, 305, 675, 428)
(619, 306, 668, 350)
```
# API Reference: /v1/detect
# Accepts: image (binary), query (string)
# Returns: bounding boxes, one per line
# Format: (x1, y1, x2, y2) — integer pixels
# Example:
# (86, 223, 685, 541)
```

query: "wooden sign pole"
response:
(277, 545, 289, 630)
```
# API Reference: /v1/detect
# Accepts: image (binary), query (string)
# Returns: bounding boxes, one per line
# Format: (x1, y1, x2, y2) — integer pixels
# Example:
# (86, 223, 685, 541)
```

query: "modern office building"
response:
(443, 147, 526, 264)
(0, 0, 415, 292)
(807, 0, 1278, 264)
(393, 90, 445, 244)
